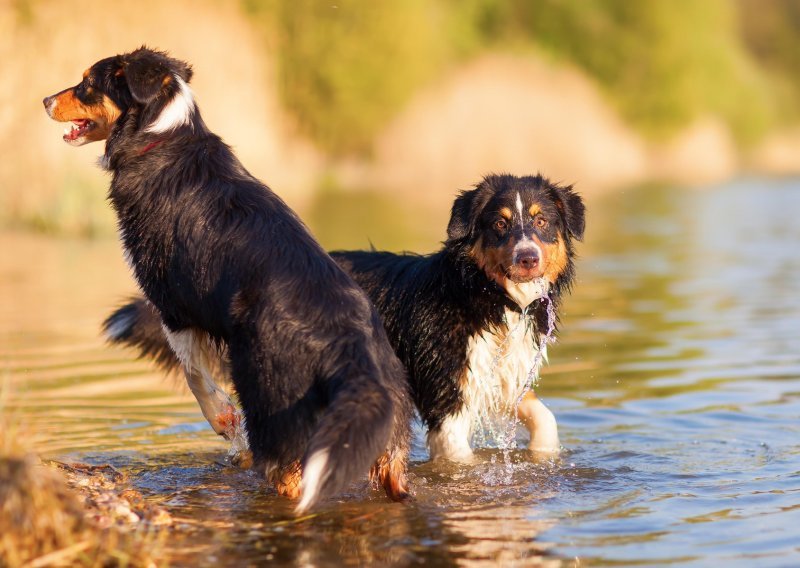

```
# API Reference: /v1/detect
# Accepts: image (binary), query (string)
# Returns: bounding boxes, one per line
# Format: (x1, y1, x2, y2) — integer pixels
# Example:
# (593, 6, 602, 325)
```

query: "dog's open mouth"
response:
(63, 119, 96, 144)
(502, 264, 538, 284)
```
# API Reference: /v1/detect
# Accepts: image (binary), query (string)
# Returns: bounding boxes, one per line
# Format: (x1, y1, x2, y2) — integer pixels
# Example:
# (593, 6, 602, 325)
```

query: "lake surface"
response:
(2, 178, 799, 566)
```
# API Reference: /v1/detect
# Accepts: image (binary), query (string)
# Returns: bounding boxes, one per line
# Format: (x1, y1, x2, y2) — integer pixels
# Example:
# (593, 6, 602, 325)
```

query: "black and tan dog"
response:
(43, 47, 412, 512)
(107, 174, 584, 461)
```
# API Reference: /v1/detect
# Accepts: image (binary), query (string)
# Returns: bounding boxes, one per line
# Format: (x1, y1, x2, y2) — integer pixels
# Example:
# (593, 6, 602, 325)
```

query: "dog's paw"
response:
(226, 412, 251, 468)
(527, 411, 560, 454)
(212, 405, 241, 439)
(229, 449, 253, 469)
(272, 461, 302, 500)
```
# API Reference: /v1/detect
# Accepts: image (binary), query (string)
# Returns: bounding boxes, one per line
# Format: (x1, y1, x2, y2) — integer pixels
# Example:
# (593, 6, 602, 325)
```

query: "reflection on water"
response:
(2, 178, 800, 566)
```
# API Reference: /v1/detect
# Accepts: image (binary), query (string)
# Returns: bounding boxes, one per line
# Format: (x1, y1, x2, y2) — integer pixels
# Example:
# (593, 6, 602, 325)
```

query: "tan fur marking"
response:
(50, 90, 87, 121)
(470, 237, 506, 287)
(50, 90, 122, 142)
(516, 391, 540, 421)
(369, 451, 410, 501)
(100, 95, 122, 125)
(529, 204, 542, 217)
(231, 449, 253, 469)
(516, 390, 560, 452)
(459, 359, 472, 390)
(499, 207, 513, 220)
(542, 235, 568, 283)
(271, 461, 302, 500)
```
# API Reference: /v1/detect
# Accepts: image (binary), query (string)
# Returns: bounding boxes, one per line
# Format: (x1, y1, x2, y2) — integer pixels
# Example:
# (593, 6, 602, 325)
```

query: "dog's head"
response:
(43, 47, 194, 146)
(447, 174, 585, 306)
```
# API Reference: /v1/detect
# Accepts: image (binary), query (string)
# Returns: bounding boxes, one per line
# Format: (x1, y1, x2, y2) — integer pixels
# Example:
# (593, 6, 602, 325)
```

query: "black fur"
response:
(333, 174, 584, 430)
(105, 173, 584, 444)
(104, 297, 187, 373)
(46, 47, 412, 510)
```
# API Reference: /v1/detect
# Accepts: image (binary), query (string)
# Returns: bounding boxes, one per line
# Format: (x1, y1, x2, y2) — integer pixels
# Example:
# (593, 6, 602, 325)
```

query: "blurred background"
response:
(2, 0, 800, 242)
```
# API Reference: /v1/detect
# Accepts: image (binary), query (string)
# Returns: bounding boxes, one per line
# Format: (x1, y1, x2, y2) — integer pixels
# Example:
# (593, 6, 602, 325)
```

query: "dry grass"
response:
(0, 390, 168, 568)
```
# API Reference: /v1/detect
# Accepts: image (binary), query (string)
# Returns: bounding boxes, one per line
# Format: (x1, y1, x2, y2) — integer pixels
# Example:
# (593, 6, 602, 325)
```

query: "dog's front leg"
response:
(182, 365, 252, 467)
(163, 327, 251, 465)
(516, 391, 560, 453)
(427, 412, 474, 462)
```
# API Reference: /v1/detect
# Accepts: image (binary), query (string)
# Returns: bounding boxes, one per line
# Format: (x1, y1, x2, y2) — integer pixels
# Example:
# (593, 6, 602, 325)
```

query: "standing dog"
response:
(107, 174, 584, 461)
(44, 47, 412, 512)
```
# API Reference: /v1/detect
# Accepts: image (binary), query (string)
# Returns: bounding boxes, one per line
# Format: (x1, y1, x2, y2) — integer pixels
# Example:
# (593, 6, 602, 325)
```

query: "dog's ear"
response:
(446, 190, 476, 243)
(446, 179, 496, 243)
(552, 184, 585, 241)
(123, 48, 193, 105)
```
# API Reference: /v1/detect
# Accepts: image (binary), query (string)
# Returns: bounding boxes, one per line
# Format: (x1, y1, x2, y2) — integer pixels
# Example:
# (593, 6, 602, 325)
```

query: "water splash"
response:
(228, 413, 250, 458)
(509, 295, 557, 437)
(470, 293, 558, 482)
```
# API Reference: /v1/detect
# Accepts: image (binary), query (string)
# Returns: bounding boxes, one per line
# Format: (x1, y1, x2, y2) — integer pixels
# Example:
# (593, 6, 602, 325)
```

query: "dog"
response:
(105, 173, 584, 461)
(43, 47, 412, 513)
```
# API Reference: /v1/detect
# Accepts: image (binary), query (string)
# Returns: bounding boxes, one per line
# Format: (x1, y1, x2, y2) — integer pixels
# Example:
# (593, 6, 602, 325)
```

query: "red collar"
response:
(137, 139, 164, 156)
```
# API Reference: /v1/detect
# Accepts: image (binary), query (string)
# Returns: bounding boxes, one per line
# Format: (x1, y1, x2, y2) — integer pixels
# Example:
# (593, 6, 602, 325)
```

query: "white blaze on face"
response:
(513, 191, 540, 249)
(508, 191, 545, 307)
(146, 75, 195, 133)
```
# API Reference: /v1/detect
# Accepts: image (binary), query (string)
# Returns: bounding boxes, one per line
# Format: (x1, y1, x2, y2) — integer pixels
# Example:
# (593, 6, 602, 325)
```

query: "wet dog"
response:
(44, 47, 412, 512)
(106, 174, 584, 461)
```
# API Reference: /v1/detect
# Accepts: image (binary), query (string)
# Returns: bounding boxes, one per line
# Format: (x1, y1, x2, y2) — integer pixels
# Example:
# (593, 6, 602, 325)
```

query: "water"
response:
(472, 293, 557, 457)
(2, 178, 800, 566)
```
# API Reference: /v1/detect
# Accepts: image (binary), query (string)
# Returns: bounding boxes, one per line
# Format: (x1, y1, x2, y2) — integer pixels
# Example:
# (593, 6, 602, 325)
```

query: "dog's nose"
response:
(43, 96, 54, 112)
(518, 253, 539, 270)
(514, 248, 540, 271)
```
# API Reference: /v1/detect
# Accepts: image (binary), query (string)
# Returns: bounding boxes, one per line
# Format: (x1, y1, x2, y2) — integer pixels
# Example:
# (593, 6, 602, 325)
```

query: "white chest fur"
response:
(463, 309, 546, 422)
(426, 308, 551, 461)
(504, 277, 549, 309)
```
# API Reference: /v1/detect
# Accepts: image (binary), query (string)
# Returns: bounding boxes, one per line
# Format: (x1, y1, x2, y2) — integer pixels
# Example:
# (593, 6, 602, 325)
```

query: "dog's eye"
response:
(494, 219, 508, 232)
(534, 216, 548, 229)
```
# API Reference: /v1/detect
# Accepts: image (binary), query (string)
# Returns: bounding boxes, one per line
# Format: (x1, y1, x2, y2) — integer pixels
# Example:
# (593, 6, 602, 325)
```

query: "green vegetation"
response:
(245, 0, 800, 152)
(738, 0, 800, 125)
(472, 0, 773, 143)
(244, 0, 450, 154)
(6, 1, 800, 237)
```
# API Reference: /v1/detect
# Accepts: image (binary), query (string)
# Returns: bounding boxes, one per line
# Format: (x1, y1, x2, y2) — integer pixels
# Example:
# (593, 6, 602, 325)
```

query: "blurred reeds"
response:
(4, 0, 800, 237)
(250, 0, 800, 151)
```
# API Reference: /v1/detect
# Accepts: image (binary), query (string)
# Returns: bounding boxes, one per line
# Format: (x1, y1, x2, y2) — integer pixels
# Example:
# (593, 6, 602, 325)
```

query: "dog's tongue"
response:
(505, 277, 550, 308)
(63, 120, 89, 141)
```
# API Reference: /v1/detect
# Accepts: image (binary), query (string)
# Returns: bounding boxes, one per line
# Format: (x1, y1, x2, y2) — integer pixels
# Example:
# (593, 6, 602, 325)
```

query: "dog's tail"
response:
(295, 357, 399, 514)
(102, 297, 183, 374)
